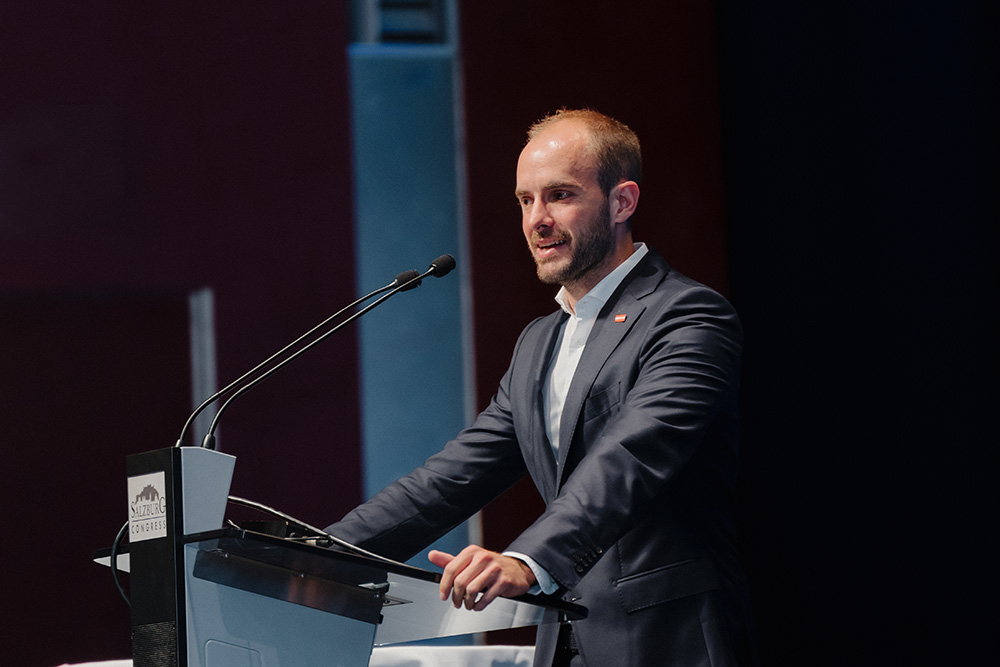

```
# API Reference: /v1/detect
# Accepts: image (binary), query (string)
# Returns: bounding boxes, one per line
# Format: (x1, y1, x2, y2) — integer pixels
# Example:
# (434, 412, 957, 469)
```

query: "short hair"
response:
(526, 108, 642, 196)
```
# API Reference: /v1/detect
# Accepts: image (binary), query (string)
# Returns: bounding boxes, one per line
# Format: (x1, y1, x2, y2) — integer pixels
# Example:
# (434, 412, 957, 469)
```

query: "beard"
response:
(531, 198, 615, 288)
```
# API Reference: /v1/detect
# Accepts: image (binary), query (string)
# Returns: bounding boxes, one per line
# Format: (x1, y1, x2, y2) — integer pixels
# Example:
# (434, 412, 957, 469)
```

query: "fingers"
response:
(428, 549, 461, 602)
(430, 546, 532, 611)
(460, 562, 500, 611)
(427, 549, 453, 569)
(447, 546, 489, 608)
(470, 575, 502, 611)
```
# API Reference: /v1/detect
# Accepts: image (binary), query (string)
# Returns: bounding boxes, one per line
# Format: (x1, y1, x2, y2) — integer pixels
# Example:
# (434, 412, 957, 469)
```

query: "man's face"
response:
(515, 120, 616, 292)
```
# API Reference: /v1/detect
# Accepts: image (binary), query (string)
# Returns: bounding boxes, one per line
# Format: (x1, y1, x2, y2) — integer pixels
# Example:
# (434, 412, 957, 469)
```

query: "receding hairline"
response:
(525, 108, 642, 196)
(527, 108, 615, 139)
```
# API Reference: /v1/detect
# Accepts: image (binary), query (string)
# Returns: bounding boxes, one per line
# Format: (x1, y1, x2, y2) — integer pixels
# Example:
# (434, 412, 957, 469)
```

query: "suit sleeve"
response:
(505, 284, 743, 590)
(324, 323, 536, 562)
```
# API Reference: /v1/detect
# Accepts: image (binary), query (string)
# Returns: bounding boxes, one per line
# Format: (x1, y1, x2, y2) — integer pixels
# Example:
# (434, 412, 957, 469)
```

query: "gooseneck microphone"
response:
(174, 263, 438, 448)
(428, 253, 456, 278)
(193, 254, 456, 450)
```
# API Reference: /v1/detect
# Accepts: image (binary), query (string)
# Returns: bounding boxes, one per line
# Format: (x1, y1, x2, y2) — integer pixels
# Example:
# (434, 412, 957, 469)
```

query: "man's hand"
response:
(428, 546, 536, 611)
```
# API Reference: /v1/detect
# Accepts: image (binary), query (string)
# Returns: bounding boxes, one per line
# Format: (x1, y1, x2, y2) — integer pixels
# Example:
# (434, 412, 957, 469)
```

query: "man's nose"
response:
(525, 201, 551, 231)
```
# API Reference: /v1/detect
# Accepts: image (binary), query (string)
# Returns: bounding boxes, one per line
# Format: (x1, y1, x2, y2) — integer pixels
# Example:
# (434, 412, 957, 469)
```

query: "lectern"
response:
(107, 447, 584, 667)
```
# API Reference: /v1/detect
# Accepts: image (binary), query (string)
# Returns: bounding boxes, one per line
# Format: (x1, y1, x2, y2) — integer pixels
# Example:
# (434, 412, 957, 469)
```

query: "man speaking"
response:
(327, 109, 757, 667)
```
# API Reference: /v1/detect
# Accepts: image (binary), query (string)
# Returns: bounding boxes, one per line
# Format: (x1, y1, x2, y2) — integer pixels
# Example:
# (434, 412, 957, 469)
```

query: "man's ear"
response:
(610, 180, 640, 224)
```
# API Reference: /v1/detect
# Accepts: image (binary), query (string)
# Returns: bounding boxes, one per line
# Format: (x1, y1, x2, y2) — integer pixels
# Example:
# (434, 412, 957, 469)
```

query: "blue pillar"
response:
(349, 43, 475, 572)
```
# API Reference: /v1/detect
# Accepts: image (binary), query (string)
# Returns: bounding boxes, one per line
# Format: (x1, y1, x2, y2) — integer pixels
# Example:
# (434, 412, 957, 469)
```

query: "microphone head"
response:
(429, 254, 456, 278)
(394, 269, 422, 291)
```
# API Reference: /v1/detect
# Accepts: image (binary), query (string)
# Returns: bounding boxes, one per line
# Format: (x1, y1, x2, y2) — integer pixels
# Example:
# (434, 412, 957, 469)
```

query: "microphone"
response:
(174, 267, 423, 448)
(429, 253, 456, 277)
(393, 269, 422, 291)
(196, 254, 456, 450)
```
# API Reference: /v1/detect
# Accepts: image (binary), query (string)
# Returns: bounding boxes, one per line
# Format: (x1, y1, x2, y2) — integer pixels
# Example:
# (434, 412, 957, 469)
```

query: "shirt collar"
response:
(554, 243, 649, 316)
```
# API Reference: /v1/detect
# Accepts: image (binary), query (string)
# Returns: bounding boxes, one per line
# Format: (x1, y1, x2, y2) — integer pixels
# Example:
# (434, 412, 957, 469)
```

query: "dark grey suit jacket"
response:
(327, 249, 756, 666)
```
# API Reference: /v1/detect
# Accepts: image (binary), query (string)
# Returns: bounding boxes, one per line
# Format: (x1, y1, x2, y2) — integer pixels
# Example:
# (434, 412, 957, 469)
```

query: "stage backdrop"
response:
(0, 3, 359, 665)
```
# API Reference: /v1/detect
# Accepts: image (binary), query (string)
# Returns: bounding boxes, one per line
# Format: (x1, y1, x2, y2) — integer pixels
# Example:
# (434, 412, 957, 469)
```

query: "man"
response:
(327, 109, 756, 666)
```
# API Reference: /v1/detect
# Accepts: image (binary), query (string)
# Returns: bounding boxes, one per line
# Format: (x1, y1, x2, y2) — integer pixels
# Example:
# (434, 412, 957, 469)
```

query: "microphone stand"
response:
(174, 269, 419, 448)
(198, 254, 455, 449)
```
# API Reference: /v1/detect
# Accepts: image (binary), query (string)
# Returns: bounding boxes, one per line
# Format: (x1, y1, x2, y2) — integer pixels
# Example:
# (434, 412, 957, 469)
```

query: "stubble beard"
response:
(532, 199, 614, 288)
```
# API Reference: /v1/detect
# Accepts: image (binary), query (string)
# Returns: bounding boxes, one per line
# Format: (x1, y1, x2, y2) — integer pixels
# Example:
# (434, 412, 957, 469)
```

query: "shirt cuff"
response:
(503, 551, 560, 595)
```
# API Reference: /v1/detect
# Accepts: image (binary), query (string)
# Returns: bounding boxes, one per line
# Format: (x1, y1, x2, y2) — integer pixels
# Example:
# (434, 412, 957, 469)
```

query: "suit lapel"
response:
(554, 253, 668, 488)
(524, 311, 566, 501)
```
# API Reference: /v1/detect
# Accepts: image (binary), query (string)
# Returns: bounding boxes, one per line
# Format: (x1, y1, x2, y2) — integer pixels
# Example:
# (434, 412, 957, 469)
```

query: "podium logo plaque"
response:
(129, 471, 168, 541)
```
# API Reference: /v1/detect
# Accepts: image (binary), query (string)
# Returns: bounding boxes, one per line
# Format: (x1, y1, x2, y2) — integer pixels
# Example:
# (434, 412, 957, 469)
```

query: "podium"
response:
(103, 447, 585, 667)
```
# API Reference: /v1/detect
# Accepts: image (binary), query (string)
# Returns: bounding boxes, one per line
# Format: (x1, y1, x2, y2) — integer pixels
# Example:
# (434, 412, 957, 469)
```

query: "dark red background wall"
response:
(1, 3, 360, 664)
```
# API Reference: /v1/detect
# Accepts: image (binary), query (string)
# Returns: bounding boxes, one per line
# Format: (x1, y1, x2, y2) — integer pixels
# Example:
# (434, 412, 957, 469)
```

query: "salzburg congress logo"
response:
(128, 472, 167, 541)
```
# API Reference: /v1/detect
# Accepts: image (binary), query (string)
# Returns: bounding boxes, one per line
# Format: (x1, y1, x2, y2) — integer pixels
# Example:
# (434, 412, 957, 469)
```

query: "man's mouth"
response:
(535, 237, 568, 259)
